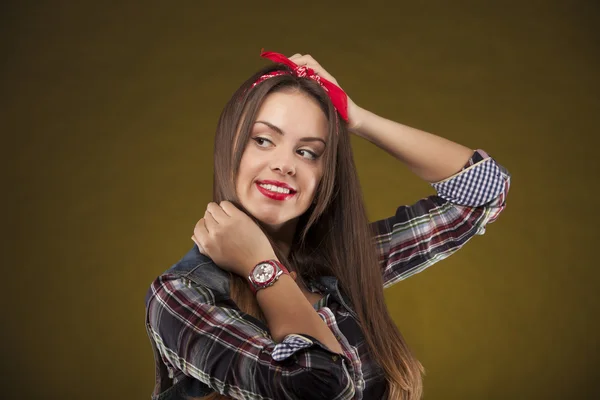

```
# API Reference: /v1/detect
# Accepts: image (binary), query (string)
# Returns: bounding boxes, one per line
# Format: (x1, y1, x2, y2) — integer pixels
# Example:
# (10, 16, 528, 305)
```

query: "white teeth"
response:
(259, 183, 291, 194)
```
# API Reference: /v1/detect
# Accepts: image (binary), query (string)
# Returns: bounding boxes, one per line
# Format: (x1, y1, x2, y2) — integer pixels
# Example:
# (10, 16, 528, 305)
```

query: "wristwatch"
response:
(248, 260, 290, 294)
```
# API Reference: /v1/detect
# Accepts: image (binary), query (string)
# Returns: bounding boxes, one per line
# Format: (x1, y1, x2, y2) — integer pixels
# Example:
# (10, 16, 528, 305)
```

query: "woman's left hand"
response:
(191, 201, 277, 277)
(289, 53, 365, 132)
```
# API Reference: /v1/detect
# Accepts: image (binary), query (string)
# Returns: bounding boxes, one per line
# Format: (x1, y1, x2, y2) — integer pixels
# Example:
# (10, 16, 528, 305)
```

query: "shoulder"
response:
(145, 245, 231, 306)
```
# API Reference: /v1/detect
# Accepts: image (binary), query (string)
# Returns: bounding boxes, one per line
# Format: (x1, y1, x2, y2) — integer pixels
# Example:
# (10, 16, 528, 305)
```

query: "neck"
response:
(263, 219, 316, 295)
(263, 219, 296, 259)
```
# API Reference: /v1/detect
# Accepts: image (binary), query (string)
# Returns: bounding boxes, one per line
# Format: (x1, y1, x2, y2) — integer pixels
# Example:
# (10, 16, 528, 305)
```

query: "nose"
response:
(270, 151, 296, 176)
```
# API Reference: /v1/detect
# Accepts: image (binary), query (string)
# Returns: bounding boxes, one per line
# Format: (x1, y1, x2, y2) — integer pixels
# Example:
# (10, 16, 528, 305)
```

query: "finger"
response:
(290, 56, 330, 79)
(204, 209, 218, 231)
(206, 202, 230, 222)
(193, 218, 209, 242)
(293, 54, 319, 67)
(193, 219, 210, 255)
(218, 200, 238, 217)
(291, 55, 312, 67)
(191, 234, 206, 254)
(288, 53, 303, 62)
(293, 56, 338, 84)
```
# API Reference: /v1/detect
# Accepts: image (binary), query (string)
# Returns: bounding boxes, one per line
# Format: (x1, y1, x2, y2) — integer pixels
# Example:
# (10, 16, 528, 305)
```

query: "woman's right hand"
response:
(191, 201, 277, 277)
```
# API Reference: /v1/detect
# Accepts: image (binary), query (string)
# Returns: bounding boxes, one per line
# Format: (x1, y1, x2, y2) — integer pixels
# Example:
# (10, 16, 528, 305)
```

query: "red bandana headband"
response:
(251, 50, 349, 122)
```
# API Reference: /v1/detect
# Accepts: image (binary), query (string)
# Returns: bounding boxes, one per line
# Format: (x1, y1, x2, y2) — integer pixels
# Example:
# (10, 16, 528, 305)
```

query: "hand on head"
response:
(286, 53, 363, 131)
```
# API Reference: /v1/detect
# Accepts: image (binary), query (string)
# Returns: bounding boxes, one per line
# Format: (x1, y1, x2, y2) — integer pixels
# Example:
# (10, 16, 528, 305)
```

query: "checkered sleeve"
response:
(146, 274, 356, 399)
(371, 149, 511, 288)
(431, 154, 506, 207)
(272, 334, 317, 361)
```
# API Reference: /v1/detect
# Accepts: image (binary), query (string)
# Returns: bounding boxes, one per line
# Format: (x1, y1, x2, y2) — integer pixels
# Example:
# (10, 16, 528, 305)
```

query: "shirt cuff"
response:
(272, 333, 342, 362)
(431, 149, 506, 207)
(272, 334, 317, 361)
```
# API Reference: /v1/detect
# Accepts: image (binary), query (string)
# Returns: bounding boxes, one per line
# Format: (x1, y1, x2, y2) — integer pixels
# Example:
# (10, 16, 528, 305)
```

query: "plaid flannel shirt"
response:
(145, 149, 511, 399)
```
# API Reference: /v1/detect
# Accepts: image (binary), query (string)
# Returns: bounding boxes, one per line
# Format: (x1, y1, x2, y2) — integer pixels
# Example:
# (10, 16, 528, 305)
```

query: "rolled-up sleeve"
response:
(372, 149, 511, 288)
(146, 274, 356, 399)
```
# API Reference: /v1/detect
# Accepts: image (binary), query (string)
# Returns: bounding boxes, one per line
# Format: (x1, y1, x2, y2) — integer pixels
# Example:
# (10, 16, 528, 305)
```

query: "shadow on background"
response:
(2, 1, 599, 399)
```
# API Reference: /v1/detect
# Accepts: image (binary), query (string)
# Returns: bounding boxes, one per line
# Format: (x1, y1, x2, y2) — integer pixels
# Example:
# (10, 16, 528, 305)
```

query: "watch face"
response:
(253, 263, 275, 283)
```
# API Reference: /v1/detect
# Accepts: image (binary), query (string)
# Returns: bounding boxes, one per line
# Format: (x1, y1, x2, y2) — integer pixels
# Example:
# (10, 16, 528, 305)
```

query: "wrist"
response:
(247, 259, 290, 295)
(241, 251, 278, 277)
(348, 103, 369, 136)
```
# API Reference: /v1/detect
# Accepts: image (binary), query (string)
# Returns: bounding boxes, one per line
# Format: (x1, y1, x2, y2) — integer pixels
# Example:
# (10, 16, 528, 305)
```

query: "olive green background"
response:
(3, 1, 598, 399)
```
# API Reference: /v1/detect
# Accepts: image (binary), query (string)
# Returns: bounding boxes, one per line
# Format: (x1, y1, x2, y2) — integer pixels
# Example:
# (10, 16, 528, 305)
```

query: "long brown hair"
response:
(200, 64, 424, 400)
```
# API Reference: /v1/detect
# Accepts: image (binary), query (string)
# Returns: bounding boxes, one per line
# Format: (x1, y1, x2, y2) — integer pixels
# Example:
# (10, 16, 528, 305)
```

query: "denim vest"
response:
(145, 245, 357, 400)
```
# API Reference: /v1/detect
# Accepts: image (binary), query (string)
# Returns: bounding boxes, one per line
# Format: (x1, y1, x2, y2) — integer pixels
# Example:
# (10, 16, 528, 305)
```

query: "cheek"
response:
(239, 146, 263, 170)
(306, 167, 324, 197)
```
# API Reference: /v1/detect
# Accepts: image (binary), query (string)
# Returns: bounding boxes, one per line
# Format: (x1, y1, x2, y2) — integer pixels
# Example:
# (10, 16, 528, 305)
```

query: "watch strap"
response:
(248, 260, 289, 294)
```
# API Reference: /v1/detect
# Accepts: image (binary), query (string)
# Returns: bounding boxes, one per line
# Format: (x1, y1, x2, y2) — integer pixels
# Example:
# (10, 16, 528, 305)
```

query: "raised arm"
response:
(370, 149, 510, 288)
(287, 52, 475, 183)
(272, 52, 511, 289)
(351, 106, 475, 183)
(321, 71, 510, 288)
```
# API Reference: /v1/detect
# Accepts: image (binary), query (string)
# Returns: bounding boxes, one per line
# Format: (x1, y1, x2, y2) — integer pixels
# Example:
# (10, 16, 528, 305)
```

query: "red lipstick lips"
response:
(256, 180, 296, 201)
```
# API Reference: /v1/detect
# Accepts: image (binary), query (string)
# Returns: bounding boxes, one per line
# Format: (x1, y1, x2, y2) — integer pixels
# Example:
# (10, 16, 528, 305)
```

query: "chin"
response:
(246, 205, 301, 232)
(252, 210, 289, 228)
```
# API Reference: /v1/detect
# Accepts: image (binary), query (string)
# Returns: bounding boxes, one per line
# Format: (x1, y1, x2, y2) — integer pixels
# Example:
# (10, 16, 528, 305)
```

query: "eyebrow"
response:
(254, 121, 327, 145)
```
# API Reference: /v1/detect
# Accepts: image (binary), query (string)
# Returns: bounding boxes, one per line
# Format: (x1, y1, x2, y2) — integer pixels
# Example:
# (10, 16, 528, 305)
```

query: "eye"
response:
(297, 149, 319, 160)
(251, 137, 274, 147)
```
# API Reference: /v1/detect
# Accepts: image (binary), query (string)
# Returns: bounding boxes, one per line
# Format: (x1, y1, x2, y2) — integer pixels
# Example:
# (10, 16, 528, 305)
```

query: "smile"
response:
(255, 182, 296, 201)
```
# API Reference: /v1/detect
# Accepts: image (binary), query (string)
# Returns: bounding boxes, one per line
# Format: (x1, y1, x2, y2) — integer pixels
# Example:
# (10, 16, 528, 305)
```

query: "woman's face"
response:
(236, 90, 329, 231)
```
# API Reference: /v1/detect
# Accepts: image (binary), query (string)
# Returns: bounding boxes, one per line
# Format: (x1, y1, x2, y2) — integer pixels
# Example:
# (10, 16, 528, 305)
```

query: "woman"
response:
(145, 50, 511, 400)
